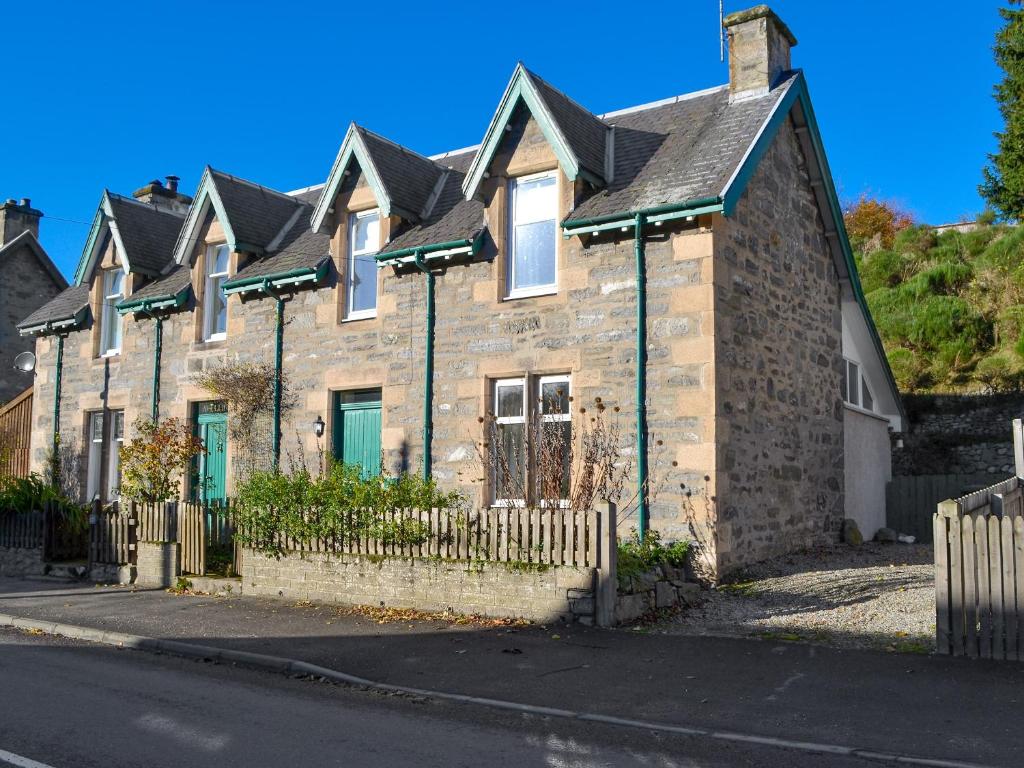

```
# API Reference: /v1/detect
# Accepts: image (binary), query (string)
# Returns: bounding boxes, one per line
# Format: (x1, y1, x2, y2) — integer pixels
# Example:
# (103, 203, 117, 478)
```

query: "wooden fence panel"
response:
(888, 474, 1007, 543)
(0, 387, 33, 479)
(89, 504, 133, 565)
(178, 502, 206, 576)
(0, 510, 42, 549)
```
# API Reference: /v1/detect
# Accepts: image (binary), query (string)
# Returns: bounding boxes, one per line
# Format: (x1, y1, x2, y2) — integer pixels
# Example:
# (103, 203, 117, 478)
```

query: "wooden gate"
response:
(888, 473, 1001, 543)
(178, 501, 241, 577)
(935, 476, 1024, 659)
(89, 501, 136, 566)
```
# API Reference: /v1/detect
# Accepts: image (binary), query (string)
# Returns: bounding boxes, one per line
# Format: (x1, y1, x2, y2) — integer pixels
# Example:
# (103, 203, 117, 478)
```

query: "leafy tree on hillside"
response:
(843, 195, 913, 251)
(981, 1, 1024, 221)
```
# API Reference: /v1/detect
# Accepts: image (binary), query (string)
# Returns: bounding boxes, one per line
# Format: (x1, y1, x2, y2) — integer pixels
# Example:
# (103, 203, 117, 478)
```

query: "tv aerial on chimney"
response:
(719, 0, 726, 62)
(13, 351, 36, 373)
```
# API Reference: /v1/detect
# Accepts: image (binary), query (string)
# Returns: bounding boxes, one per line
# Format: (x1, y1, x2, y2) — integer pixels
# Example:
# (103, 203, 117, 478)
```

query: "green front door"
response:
(333, 390, 382, 478)
(195, 403, 228, 503)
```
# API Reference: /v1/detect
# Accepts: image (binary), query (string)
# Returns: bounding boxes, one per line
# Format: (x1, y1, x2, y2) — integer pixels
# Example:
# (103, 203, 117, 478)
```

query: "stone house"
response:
(18, 5, 902, 575)
(0, 198, 66, 403)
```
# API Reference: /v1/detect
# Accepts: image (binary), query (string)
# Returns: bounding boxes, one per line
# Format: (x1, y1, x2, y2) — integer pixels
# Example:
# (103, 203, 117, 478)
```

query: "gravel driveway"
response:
(663, 543, 935, 653)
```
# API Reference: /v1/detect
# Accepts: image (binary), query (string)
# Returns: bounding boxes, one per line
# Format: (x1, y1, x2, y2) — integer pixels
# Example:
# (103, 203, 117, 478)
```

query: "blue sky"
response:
(1, 1, 1004, 279)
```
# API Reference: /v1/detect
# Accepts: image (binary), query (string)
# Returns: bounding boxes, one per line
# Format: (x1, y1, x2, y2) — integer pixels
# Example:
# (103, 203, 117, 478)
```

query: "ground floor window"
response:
(86, 410, 124, 502)
(490, 374, 571, 506)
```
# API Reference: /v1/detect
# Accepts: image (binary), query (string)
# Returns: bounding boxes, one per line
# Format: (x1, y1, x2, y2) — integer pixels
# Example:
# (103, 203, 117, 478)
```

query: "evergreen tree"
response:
(981, 2, 1024, 220)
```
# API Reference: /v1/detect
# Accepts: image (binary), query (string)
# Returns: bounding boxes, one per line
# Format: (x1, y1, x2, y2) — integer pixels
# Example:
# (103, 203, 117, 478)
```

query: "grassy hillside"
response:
(855, 221, 1024, 393)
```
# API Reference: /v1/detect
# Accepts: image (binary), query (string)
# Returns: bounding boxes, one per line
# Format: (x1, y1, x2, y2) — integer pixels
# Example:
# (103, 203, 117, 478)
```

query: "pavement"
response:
(0, 627, 885, 768)
(0, 577, 1021, 767)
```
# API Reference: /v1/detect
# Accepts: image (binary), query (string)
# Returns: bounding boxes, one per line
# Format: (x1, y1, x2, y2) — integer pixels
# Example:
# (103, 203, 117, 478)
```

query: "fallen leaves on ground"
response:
(334, 603, 531, 628)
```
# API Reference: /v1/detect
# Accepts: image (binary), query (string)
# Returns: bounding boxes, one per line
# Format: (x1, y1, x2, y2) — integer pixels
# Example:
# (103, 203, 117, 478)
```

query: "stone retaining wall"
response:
(243, 549, 596, 623)
(615, 564, 702, 624)
(894, 393, 1024, 476)
(0, 545, 44, 577)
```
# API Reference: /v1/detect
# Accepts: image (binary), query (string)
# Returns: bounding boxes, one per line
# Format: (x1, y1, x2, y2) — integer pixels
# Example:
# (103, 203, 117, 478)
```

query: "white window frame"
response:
(86, 412, 104, 501)
(345, 208, 380, 321)
(506, 171, 558, 300)
(100, 268, 125, 357)
(537, 374, 571, 507)
(106, 410, 124, 500)
(492, 377, 527, 507)
(203, 244, 230, 342)
(843, 358, 876, 413)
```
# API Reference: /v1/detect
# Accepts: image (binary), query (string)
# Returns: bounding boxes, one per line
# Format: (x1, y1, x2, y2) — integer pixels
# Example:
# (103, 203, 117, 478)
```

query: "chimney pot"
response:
(19, 198, 30, 208)
(723, 5, 797, 102)
(5, 199, 15, 206)
(166, 175, 179, 193)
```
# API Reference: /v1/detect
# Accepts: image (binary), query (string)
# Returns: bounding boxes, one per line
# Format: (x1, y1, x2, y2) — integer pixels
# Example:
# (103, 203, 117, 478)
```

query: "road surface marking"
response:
(0, 748, 58, 768)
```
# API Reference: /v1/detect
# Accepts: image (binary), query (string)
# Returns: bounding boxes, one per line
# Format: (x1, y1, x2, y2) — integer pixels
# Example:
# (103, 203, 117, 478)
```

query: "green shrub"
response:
(617, 528, 690, 580)
(0, 474, 87, 529)
(975, 352, 1024, 392)
(234, 461, 466, 556)
(857, 250, 905, 293)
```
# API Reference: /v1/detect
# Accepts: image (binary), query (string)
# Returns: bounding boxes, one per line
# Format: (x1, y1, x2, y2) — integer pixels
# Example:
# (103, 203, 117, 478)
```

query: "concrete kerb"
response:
(0, 612, 1000, 768)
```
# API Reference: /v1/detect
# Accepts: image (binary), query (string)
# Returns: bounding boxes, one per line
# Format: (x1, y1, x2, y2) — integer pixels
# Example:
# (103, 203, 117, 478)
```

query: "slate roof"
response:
(567, 77, 794, 222)
(229, 203, 331, 283)
(380, 151, 484, 254)
(209, 169, 304, 250)
(357, 127, 444, 220)
(106, 194, 185, 276)
(125, 264, 192, 304)
(17, 284, 90, 331)
(0, 229, 67, 289)
(525, 68, 608, 183)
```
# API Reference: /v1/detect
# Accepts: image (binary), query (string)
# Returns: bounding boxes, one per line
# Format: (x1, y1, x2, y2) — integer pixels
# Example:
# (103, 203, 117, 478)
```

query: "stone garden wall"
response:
(242, 550, 596, 623)
(894, 393, 1024, 477)
(0, 545, 44, 577)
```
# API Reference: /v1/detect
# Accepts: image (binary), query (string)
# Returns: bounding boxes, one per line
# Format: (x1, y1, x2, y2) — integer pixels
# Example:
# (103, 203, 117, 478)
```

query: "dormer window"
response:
(100, 268, 125, 356)
(204, 243, 230, 341)
(507, 172, 557, 298)
(346, 209, 379, 320)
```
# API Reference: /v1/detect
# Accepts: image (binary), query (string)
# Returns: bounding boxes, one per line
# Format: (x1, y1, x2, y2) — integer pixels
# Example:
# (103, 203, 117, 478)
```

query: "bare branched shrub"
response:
(469, 394, 664, 519)
(193, 362, 296, 479)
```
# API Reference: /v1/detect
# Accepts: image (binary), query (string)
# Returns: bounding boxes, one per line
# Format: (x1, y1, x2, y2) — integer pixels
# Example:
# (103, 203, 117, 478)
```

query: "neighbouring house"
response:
(0, 198, 66, 404)
(17, 5, 903, 576)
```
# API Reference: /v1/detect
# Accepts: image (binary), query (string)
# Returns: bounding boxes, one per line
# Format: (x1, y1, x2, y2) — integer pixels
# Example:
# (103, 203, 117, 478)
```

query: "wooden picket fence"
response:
(261, 506, 599, 568)
(935, 475, 1024, 659)
(89, 502, 135, 566)
(0, 510, 43, 549)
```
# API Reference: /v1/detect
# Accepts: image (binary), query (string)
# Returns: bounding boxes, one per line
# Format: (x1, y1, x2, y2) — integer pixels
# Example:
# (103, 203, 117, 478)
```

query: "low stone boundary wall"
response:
(0, 545, 44, 577)
(616, 564, 702, 624)
(243, 549, 596, 623)
(136, 542, 180, 588)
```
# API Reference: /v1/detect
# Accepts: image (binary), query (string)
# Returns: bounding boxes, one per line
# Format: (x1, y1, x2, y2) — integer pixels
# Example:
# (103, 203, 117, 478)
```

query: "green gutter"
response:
(376, 234, 480, 263)
(562, 197, 722, 232)
(412, 249, 435, 479)
(117, 288, 189, 315)
(222, 261, 328, 294)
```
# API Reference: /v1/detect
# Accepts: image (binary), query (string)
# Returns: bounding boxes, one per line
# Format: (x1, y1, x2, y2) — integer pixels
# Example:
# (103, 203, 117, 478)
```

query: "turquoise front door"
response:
(195, 403, 228, 503)
(333, 390, 382, 478)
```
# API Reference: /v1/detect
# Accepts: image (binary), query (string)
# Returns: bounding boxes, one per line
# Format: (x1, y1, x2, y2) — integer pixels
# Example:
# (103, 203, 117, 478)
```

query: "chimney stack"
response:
(132, 175, 192, 215)
(0, 198, 43, 245)
(723, 5, 797, 102)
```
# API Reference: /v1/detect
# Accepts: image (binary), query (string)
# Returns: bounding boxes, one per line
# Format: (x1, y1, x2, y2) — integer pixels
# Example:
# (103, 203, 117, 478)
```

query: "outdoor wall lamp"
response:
(313, 415, 325, 438)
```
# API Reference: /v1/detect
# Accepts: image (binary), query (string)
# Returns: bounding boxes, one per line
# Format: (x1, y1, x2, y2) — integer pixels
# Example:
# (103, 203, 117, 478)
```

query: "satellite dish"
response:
(13, 351, 36, 373)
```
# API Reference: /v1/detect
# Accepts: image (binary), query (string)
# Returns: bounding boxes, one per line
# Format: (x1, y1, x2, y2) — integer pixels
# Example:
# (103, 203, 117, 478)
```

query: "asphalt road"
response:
(0, 627, 890, 768)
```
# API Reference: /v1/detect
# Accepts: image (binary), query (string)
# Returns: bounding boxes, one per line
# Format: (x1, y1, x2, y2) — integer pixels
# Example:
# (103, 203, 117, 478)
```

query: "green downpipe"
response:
(272, 291, 284, 471)
(634, 212, 649, 541)
(153, 317, 163, 421)
(413, 249, 434, 479)
(52, 334, 64, 456)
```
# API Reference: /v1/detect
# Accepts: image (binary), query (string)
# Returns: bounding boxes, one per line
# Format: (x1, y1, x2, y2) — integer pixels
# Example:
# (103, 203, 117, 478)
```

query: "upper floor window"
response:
(844, 358, 874, 412)
(100, 268, 125, 356)
(204, 244, 230, 341)
(346, 209, 380, 320)
(507, 172, 557, 298)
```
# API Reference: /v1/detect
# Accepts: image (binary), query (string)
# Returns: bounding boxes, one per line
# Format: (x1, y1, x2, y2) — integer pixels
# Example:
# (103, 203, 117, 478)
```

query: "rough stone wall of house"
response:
(893, 392, 1023, 476)
(28, 114, 714, 565)
(243, 549, 594, 622)
(711, 118, 845, 574)
(0, 242, 62, 403)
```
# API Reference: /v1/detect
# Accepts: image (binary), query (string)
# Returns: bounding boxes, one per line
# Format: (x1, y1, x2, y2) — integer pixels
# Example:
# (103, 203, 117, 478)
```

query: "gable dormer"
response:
(71, 188, 188, 357)
(462, 64, 612, 202)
